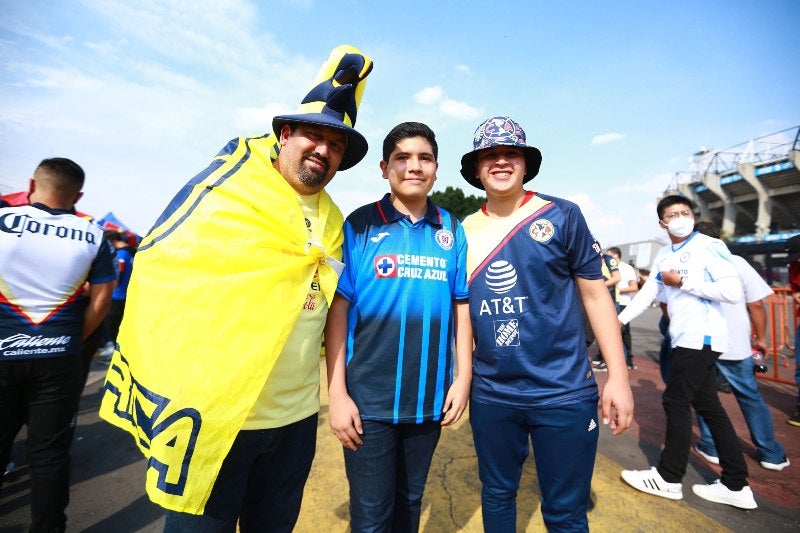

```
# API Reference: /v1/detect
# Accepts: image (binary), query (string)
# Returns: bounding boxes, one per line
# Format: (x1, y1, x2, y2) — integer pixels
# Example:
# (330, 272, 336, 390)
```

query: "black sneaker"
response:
(627, 363, 637, 370)
(593, 362, 608, 372)
(789, 408, 800, 427)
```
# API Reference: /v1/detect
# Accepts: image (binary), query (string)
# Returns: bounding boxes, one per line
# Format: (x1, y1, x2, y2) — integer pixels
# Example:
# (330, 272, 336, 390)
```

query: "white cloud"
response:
(455, 64, 471, 75)
(439, 99, 481, 120)
(610, 172, 672, 195)
(235, 102, 292, 132)
(413, 85, 481, 120)
(414, 86, 444, 105)
(591, 132, 625, 145)
(566, 191, 598, 214)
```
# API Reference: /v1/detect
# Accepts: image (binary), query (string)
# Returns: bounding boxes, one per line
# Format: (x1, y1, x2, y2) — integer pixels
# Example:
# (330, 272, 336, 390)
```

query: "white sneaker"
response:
(692, 479, 757, 509)
(621, 466, 683, 500)
(694, 445, 720, 465)
(760, 456, 790, 471)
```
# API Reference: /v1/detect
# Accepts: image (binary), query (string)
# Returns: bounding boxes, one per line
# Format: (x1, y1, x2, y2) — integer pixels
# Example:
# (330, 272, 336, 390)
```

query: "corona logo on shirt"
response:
(434, 228, 454, 250)
(529, 218, 554, 243)
(374, 255, 397, 278)
(0, 212, 97, 244)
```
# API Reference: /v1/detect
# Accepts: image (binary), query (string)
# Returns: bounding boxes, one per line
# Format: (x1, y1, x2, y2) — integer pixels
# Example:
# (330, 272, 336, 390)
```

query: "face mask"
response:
(666, 216, 694, 238)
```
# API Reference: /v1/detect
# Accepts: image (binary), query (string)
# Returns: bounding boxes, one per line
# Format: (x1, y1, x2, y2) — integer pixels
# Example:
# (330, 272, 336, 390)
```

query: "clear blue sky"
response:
(1, 0, 798, 246)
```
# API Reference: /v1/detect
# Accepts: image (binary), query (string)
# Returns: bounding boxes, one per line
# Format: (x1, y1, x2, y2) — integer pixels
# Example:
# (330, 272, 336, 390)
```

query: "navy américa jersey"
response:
(462, 192, 601, 408)
(337, 193, 469, 424)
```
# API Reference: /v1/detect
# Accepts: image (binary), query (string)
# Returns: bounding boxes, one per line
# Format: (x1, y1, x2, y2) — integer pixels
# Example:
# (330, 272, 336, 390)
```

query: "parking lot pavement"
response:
(2, 308, 798, 531)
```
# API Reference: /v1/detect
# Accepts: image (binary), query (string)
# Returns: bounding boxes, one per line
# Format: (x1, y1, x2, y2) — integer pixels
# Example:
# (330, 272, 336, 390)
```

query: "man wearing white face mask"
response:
(617, 195, 756, 510)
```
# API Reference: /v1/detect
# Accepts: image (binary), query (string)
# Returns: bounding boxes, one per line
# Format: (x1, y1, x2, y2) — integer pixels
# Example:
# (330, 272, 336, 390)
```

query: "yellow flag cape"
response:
(98, 132, 344, 513)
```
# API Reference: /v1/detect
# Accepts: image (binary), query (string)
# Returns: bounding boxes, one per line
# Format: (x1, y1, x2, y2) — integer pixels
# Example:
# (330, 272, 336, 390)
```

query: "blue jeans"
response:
(470, 399, 598, 533)
(696, 358, 786, 464)
(343, 420, 441, 533)
(164, 413, 317, 533)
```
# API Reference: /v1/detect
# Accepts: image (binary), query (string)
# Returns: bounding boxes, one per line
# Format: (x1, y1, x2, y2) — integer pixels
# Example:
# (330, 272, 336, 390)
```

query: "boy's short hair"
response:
(382, 122, 438, 162)
(693, 221, 721, 239)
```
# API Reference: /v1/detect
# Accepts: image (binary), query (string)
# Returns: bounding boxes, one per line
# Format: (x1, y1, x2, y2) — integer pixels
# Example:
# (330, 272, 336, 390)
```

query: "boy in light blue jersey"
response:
(325, 122, 472, 532)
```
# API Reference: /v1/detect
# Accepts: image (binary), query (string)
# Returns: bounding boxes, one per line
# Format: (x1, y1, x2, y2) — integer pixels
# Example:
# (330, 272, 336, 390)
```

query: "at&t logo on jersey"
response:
(494, 319, 520, 346)
(479, 260, 529, 316)
(485, 260, 517, 294)
(529, 218, 554, 243)
(374, 255, 397, 278)
(434, 228, 454, 250)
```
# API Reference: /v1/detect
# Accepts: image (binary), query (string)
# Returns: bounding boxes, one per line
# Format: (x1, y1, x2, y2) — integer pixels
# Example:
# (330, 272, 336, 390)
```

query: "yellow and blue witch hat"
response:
(273, 44, 373, 171)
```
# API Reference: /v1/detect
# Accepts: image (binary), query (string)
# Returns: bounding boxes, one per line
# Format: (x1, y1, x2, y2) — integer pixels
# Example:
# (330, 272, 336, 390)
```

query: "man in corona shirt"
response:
(0, 158, 116, 532)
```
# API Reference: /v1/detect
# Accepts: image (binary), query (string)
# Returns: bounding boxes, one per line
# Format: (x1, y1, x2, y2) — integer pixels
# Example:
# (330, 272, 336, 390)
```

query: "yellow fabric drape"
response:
(99, 133, 343, 513)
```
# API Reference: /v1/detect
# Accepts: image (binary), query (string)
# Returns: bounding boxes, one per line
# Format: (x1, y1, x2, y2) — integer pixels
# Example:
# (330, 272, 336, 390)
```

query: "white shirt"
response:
(616, 260, 638, 306)
(618, 232, 742, 353)
(719, 255, 773, 361)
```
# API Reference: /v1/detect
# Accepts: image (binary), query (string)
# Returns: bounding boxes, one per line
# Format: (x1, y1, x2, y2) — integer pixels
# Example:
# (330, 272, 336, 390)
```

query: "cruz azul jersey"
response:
(336, 194, 468, 423)
(650, 232, 738, 353)
(462, 192, 601, 408)
(0, 204, 116, 360)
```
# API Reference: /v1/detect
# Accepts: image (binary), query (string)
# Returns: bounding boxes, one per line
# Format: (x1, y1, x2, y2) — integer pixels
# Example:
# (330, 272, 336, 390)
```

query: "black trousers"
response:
(0, 352, 84, 533)
(619, 304, 633, 365)
(104, 299, 126, 343)
(657, 345, 748, 490)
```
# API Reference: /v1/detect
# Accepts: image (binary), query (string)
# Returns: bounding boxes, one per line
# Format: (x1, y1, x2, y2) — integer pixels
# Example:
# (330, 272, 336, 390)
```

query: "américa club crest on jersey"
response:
(529, 218, 554, 243)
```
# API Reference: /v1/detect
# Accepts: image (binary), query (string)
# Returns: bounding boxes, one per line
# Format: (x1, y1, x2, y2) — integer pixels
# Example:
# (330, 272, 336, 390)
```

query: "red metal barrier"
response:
(761, 287, 797, 386)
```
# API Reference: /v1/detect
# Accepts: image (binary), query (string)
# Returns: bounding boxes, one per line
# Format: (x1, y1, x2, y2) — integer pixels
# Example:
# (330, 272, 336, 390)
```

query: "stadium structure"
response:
(666, 125, 800, 244)
(615, 125, 799, 278)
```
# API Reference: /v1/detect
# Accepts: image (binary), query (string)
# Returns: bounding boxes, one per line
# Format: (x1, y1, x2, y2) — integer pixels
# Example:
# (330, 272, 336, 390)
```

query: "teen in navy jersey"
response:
(459, 116, 633, 532)
(325, 122, 471, 532)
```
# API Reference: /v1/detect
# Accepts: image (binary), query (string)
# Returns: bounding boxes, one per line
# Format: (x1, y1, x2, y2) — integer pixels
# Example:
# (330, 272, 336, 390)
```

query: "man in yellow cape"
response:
(99, 45, 373, 528)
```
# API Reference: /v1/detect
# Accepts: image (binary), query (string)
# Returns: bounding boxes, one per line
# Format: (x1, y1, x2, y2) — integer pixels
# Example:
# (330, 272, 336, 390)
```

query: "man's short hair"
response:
(607, 246, 622, 257)
(656, 194, 695, 220)
(382, 122, 438, 162)
(104, 230, 124, 242)
(693, 221, 721, 239)
(34, 158, 85, 196)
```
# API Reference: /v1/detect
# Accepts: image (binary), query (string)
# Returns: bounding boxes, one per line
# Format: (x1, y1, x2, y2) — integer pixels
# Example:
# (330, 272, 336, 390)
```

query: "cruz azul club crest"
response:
(529, 218, 554, 243)
(435, 228, 454, 250)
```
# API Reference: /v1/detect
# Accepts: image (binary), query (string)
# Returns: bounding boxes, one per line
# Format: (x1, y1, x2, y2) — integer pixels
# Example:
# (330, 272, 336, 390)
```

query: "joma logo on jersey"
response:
(493, 319, 520, 346)
(375, 255, 397, 278)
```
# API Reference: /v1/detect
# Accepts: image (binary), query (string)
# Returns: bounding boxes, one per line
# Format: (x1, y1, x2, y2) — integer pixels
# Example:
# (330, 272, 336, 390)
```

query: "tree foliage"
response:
(430, 186, 485, 220)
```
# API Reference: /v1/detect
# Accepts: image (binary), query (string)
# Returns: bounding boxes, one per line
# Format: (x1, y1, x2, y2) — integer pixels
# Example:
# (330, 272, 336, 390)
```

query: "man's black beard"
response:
(299, 153, 330, 187)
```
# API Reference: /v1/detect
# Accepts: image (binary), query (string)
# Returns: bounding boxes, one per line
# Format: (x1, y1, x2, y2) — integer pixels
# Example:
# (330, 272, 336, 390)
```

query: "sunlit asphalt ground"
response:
(2, 308, 799, 532)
